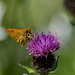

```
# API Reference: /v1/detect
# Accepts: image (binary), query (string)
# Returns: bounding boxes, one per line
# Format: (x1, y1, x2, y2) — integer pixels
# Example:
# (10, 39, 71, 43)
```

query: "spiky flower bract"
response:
(31, 53, 55, 73)
(27, 31, 60, 58)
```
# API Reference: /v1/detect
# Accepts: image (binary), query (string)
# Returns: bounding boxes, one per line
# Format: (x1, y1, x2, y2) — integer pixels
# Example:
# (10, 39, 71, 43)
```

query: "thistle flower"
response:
(27, 32, 60, 58)
(27, 31, 60, 73)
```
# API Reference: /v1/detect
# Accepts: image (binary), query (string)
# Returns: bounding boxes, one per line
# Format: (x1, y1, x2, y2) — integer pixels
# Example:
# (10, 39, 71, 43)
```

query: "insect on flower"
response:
(5, 23, 37, 47)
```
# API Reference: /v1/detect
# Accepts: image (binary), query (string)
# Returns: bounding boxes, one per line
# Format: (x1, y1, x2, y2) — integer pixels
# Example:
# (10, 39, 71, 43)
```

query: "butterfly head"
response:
(25, 28, 31, 34)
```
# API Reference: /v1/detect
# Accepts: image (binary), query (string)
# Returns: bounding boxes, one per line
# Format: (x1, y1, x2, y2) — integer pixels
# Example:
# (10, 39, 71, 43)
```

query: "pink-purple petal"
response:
(27, 31, 60, 58)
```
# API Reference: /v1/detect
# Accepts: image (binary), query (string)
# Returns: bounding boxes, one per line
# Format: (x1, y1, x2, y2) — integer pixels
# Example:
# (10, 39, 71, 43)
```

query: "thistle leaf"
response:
(18, 64, 36, 73)
(49, 53, 61, 73)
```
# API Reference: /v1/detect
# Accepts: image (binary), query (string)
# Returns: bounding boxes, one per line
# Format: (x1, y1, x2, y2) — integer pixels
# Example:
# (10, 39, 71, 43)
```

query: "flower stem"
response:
(40, 72, 49, 75)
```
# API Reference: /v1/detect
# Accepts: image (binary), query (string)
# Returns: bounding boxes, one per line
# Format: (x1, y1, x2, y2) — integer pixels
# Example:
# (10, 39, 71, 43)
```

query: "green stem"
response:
(40, 72, 49, 75)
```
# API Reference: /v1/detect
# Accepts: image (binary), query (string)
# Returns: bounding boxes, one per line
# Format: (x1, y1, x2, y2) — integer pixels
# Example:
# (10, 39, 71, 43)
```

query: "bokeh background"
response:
(0, 0, 75, 75)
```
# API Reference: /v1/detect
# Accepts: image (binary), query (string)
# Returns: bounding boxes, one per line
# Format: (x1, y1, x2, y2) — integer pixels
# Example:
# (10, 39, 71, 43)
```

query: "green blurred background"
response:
(0, 0, 75, 75)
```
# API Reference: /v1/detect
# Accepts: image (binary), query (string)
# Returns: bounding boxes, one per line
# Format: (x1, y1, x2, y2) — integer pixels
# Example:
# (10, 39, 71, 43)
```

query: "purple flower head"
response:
(27, 31, 60, 58)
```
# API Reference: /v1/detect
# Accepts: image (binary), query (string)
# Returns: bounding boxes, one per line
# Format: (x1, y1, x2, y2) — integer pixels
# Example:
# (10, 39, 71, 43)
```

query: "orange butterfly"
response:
(5, 27, 34, 47)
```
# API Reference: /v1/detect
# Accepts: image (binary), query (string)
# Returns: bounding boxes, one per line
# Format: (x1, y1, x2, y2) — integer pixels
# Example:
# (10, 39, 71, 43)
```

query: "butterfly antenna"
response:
(30, 23, 37, 32)
(33, 26, 37, 32)
(30, 23, 37, 28)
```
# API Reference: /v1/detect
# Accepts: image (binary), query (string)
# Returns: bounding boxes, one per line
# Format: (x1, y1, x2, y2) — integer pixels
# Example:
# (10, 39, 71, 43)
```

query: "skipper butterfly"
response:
(5, 27, 34, 47)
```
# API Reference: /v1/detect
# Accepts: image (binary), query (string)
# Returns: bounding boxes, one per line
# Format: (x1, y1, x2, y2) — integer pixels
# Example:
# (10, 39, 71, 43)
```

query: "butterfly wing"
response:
(5, 28, 27, 47)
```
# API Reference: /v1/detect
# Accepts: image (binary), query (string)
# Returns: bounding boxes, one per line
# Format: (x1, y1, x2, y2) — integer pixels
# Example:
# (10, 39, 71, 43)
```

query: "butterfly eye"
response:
(26, 30, 28, 33)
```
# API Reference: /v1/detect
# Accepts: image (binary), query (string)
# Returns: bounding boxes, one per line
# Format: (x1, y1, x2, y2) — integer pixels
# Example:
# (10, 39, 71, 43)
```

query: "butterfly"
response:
(5, 27, 35, 47)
